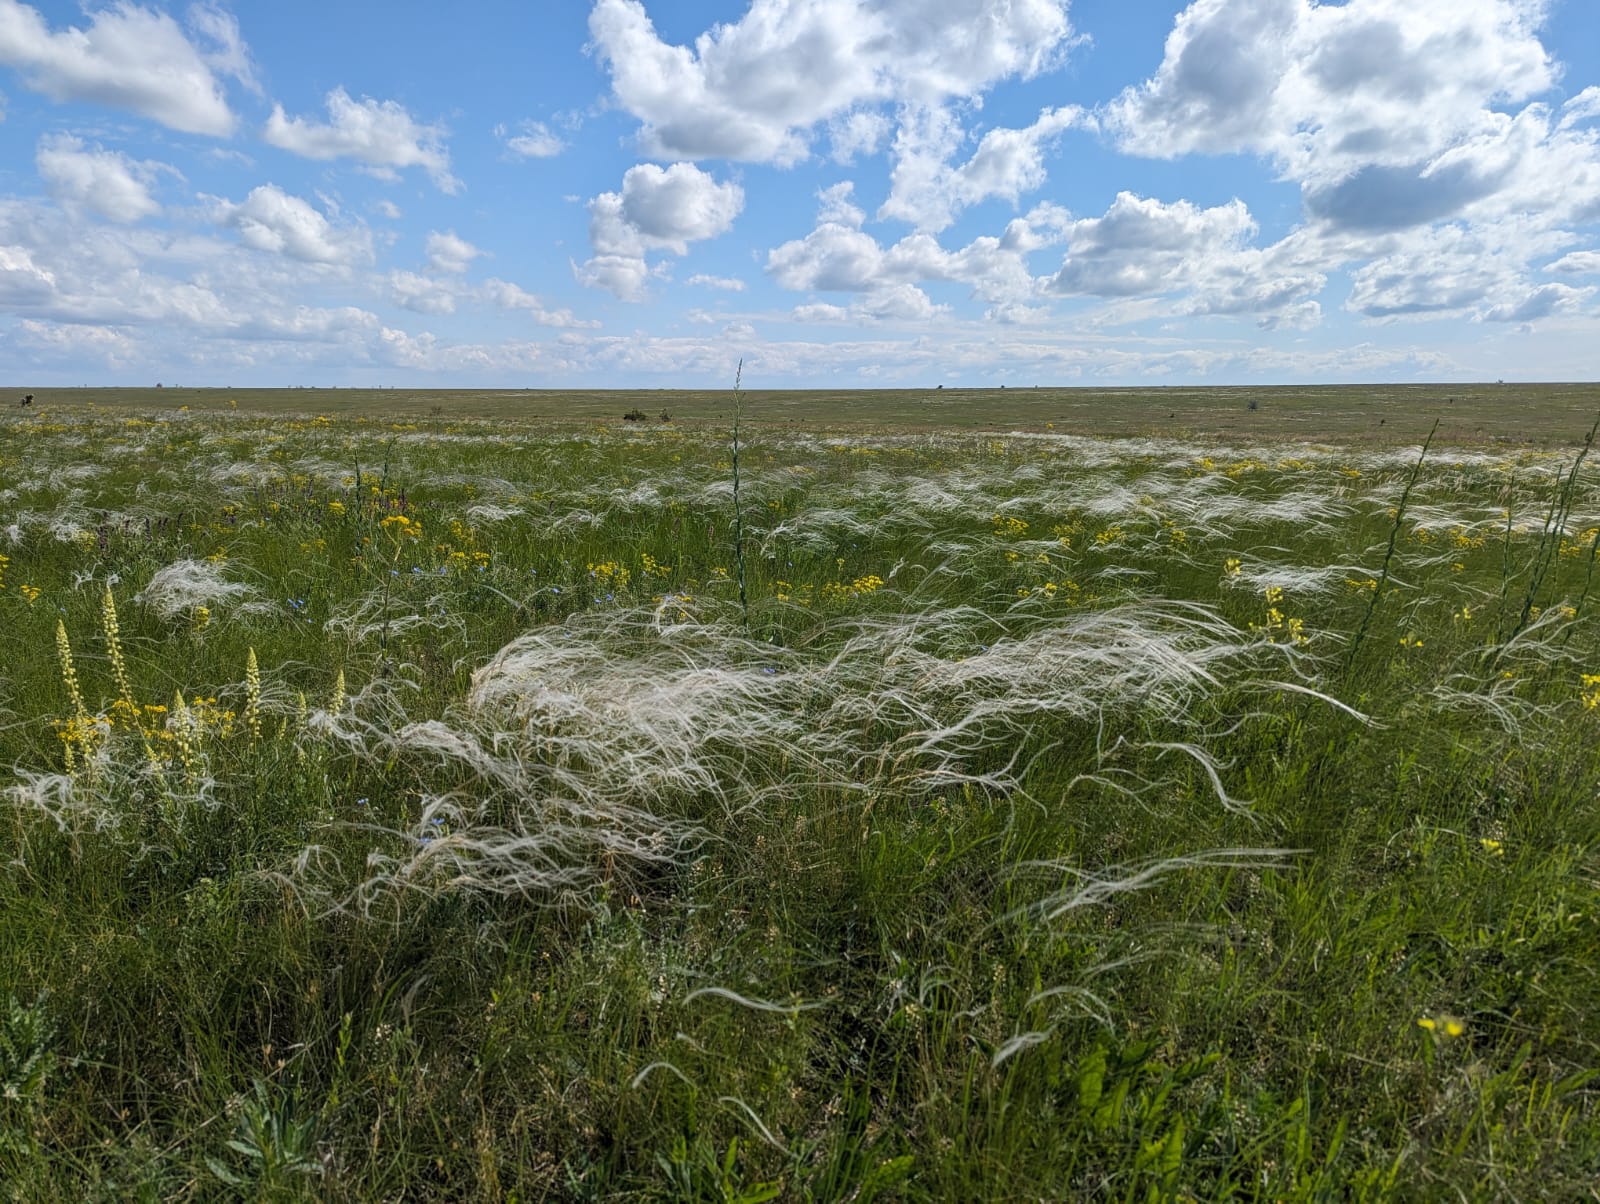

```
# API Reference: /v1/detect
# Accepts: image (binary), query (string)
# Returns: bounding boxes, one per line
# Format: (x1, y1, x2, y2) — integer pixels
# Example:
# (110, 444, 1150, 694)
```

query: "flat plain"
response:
(0, 385, 1598, 1200)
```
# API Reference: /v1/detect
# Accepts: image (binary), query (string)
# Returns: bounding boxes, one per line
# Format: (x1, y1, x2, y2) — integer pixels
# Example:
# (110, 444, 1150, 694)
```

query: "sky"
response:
(1, 0, 1598, 389)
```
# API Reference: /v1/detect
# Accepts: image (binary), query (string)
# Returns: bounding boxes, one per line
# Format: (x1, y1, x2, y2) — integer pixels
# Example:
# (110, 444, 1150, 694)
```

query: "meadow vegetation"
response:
(0, 396, 1598, 1199)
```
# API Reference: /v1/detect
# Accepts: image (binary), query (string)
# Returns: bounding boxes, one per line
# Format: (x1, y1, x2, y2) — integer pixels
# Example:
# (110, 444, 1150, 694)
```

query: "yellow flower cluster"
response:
(1251, 585, 1309, 647)
(1582, 674, 1600, 710)
(589, 560, 632, 588)
(639, 552, 672, 578)
(992, 515, 1029, 538)
(820, 575, 885, 602)
(0, 551, 8, 590)
(1417, 1015, 1466, 1038)
(1560, 527, 1600, 557)
(380, 514, 423, 541)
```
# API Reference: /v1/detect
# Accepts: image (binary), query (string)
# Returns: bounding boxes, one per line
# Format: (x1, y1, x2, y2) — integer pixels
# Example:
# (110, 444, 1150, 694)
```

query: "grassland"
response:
(12, 380, 1600, 445)
(0, 391, 1598, 1200)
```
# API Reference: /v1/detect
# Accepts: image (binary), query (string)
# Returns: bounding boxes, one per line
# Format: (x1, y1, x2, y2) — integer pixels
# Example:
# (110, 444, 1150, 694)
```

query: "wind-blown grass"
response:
(0, 402, 1597, 1199)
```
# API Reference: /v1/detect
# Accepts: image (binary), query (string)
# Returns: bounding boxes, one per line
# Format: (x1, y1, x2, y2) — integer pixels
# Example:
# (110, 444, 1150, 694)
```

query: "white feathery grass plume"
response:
(135, 559, 257, 620)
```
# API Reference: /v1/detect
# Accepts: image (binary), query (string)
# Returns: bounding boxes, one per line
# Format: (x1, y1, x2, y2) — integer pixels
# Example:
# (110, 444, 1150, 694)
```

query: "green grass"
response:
(0, 399, 1598, 1199)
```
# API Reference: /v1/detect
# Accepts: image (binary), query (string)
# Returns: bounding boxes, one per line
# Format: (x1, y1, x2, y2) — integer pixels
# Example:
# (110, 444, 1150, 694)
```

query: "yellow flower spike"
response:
(171, 690, 201, 785)
(329, 670, 346, 717)
(56, 619, 88, 721)
(244, 648, 262, 747)
(101, 587, 138, 714)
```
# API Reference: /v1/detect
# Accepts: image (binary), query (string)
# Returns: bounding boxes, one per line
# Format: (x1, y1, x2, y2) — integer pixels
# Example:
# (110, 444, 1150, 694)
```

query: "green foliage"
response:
(0, 402, 1598, 1198)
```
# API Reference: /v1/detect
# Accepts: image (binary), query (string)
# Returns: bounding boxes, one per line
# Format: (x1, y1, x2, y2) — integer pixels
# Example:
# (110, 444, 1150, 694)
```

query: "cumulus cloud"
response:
(577, 161, 744, 299)
(882, 103, 1088, 231)
(0, 242, 56, 305)
(587, 0, 1075, 165)
(425, 230, 483, 274)
(0, 0, 244, 134)
(1110, 0, 1553, 176)
(1104, 0, 1597, 238)
(264, 87, 459, 192)
(1045, 193, 1327, 328)
(686, 273, 745, 290)
(35, 134, 166, 223)
(816, 181, 864, 228)
(496, 119, 564, 158)
(768, 201, 1070, 318)
(480, 277, 599, 327)
(1546, 250, 1600, 276)
(1343, 221, 1578, 323)
(1090, 1, 1600, 327)
(211, 184, 373, 265)
(1049, 193, 1256, 297)
(387, 270, 455, 315)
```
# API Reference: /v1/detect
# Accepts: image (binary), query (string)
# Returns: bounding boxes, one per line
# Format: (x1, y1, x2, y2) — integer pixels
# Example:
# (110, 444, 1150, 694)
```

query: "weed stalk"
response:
(731, 359, 750, 631)
(1343, 419, 1437, 676)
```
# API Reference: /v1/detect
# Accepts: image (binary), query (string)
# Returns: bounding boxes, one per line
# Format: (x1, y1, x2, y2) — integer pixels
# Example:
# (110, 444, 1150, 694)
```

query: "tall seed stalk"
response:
(731, 359, 750, 631)
(1496, 413, 1599, 659)
(1343, 419, 1438, 676)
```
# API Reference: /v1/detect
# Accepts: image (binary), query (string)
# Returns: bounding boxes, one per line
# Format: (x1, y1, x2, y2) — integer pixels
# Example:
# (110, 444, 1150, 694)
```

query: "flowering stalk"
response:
(244, 647, 262, 747)
(101, 587, 138, 716)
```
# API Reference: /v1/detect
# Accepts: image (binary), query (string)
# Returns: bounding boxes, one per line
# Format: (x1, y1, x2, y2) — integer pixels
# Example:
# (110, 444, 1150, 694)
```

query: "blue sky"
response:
(1, 0, 1598, 387)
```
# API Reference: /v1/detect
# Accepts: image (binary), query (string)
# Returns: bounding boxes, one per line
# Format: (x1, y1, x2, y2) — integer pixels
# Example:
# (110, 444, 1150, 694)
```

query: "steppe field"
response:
(1, 384, 1598, 1200)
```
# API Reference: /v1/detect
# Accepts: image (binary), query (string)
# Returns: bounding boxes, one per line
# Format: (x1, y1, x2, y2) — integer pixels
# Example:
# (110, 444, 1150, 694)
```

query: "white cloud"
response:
(425, 230, 483, 274)
(768, 202, 1069, 317)
(686, 273, 745, 291)
(0, 0, 243, 134)
(211, 184, 373, 266)
(187, 2, 259, 96)
(1104, 0, 1597, 238)
(387, 269, 456, 315)
(578, 162, 744, 299)
(1482, 283, 1592, 324)
(829, 109, 890, 163)
(1049, 192, 1256, 297)
(0, 242, 56, 304)
(496, 119, 564, 158)
(587, 0, 1075, 165)
(573, 253, 659, 302)
(264, 87, 459, 192)
(35, 134, 166, 223)
(480, 277, 599, 327)
(1109, 0, 1554, 177)
(881, 104, 1087, 231)
(374, 199, 402, 220)
(816, 181, 864, 228)
(1343, 221, 1578, 323)
(1546, 251, 1600, 276)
